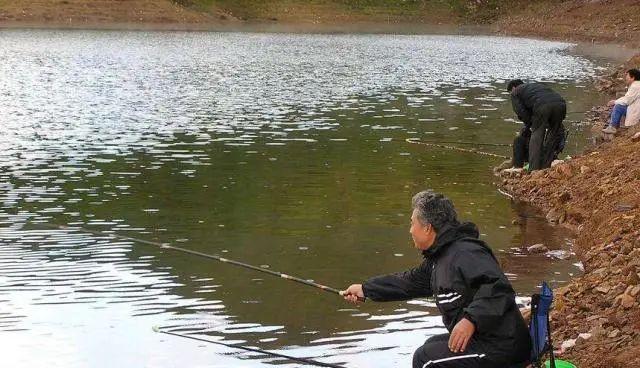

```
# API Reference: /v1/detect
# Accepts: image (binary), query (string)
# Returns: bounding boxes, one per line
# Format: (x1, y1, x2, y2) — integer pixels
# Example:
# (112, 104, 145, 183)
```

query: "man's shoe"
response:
(602, 125, 617, 134)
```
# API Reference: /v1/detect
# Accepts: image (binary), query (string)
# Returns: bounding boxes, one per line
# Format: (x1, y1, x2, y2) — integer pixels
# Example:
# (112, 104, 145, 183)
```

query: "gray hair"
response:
(411, 190, 459, 232)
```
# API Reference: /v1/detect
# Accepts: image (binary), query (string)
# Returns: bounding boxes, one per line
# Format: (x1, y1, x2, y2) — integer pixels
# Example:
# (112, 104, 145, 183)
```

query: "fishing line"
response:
(565, 111, 590, 115)
(153, 327, 345, 368)
(41, 223, 354, 299)
(36, 224, 358, 365)
(406, 138, 510, 159)
(417, 140, 512, 147)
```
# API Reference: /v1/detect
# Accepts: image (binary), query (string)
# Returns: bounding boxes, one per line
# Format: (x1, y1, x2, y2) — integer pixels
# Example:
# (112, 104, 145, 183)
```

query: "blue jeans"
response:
(610, 104, 627, 127)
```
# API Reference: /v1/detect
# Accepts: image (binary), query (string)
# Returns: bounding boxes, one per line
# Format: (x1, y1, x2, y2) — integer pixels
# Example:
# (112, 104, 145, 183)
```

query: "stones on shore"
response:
(546, 207, 567, 224)
(526, 243, 549, 253)
(561, 338, 577, 351)
(546, 249, 572, 260)
(493, 159, 513, 175)
(500, 167, 524, 177)
(580, 165, 591, 174)
(596, 285, 611, 294)
(614, 286, 638, 309)
(614, 203, 635, 212)
(558, 191, 572, 204)
(555, 163, 573, 178)
(496, 101, 640, 366)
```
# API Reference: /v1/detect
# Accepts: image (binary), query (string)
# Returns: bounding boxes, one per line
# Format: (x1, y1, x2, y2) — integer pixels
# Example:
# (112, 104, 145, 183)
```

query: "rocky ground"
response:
(498, 56, 640, 367)
(0, 0, 454, 31)
(595, 54, 640, 95)
(495, 0, 640, 49)
(0, 0, 237, 29)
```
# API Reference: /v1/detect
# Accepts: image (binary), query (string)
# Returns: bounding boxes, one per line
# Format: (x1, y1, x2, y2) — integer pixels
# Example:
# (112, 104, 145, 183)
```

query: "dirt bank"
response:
(498, 60, 640, 365)
(495, 0, 640, 49)
(2, 0, 640, 49)
(0, 0, 238, 28)
(0, 0, 459, 32)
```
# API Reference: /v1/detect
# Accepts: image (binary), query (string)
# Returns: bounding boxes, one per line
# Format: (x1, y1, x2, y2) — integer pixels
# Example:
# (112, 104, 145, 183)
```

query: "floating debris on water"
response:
(546, 250, 572, 260)
(527, 243, 549, 253)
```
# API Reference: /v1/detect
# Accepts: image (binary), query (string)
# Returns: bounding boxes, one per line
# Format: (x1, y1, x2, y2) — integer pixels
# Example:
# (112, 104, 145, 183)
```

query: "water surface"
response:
(0, 30, 602, 367)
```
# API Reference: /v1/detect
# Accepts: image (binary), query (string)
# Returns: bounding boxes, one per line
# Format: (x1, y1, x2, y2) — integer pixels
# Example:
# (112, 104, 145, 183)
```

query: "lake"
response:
(0, 30, 605, 367)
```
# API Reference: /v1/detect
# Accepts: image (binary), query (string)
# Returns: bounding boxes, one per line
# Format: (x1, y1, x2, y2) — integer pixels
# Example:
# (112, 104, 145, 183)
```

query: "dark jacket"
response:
(511, 83, 566, 128)
(362, 222, 531, 363)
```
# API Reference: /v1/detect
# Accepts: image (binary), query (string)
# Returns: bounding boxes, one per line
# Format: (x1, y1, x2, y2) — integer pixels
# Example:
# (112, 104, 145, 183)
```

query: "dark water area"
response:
(0, 30, 606, 367)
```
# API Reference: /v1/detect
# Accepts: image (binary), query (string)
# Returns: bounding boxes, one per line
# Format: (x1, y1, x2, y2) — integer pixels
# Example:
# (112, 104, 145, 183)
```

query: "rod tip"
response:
(152, 326, 160, 333)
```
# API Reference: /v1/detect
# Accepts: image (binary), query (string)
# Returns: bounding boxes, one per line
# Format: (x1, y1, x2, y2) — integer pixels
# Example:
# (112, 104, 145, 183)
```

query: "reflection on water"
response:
(0, 30, 602, 367)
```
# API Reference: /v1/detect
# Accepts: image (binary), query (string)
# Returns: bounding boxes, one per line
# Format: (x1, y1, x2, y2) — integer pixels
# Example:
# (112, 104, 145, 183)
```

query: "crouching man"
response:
(342, 191, 531, 368)
(507, 79, 567, 170)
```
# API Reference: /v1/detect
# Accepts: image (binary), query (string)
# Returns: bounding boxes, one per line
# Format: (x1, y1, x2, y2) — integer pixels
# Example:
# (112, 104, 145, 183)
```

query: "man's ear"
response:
(424, 223, 433, 234)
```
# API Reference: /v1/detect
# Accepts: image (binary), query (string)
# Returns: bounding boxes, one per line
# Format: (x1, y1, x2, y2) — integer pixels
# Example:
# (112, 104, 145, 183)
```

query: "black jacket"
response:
(362, 222, 531, 363)
(511, 83, 566, 128)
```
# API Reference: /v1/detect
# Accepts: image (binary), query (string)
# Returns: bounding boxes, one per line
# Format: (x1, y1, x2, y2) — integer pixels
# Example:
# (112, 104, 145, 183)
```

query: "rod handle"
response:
(338, 290, 366, 302)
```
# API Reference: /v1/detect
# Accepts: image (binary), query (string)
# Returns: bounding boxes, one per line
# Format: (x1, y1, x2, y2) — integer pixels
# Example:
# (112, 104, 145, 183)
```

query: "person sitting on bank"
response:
(341, 191, 531, 368)
(602, 68, 640, 134)
(507, 79, 567, 171)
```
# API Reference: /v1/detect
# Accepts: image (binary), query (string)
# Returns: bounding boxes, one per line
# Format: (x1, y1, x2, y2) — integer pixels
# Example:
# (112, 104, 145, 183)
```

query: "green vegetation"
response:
(447, 0, 523, 23)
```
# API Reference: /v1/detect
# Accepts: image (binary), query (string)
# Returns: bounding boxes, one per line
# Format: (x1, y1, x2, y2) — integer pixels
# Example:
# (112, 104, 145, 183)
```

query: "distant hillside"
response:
(0, 0, 519, 28)
(1, 1, 639, 47)
(177, 0, 515, 23)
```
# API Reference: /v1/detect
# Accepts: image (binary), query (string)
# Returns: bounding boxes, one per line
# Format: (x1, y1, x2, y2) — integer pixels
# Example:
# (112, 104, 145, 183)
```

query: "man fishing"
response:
(507, 79, 567, 171)
(341, 191, 531, 368)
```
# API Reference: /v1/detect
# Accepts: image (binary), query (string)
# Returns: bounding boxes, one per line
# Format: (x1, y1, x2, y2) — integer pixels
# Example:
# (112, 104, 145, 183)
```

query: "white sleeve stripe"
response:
(423, 353, 486, 367)
(436, 292, 458, 298)
(438, 294, 463, 304)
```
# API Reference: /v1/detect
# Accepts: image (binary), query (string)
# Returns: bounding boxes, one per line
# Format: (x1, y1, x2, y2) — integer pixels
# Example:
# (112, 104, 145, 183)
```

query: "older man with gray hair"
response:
(342, 191, 531, 367)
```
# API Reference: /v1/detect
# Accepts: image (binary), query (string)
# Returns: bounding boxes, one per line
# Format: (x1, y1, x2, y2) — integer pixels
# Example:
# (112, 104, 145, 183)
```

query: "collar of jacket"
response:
(422, 221, 480, 258)
(511, 84, 524, 96)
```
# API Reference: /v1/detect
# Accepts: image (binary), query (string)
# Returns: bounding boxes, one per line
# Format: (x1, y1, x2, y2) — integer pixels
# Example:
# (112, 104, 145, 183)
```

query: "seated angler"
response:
(341, 191, 531, 368)
(602, 68, 640, 134)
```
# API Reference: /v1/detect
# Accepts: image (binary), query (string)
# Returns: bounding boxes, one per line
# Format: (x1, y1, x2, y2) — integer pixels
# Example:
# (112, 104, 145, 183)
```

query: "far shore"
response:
(0, 20, 491, 35)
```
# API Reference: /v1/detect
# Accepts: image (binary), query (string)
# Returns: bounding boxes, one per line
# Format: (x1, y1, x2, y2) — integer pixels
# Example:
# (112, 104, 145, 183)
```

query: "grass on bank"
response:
(173, 0, 528, 23)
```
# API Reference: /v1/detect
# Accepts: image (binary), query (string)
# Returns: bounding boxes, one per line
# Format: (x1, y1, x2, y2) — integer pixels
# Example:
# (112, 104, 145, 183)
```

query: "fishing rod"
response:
(152, 327, 345, 368)
(43, 224, 356, 299)
(406, 138, 510, 159)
